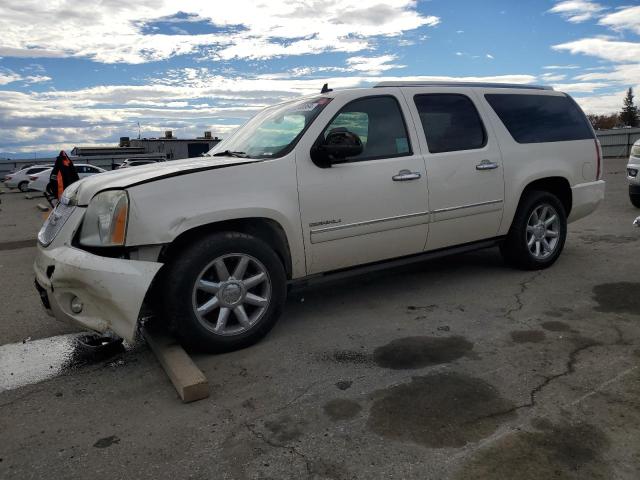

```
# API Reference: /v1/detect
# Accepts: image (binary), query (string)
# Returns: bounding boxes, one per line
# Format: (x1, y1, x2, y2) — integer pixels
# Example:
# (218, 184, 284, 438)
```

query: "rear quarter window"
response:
(485, 93, 593, 144)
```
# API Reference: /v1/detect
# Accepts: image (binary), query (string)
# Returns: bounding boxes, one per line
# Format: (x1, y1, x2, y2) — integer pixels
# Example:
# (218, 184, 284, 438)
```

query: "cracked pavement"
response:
(1, 157, 640, 480)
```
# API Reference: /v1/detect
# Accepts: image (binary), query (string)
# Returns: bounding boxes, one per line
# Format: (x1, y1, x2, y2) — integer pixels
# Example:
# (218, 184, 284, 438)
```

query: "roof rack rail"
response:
(374, 81, 553, 90)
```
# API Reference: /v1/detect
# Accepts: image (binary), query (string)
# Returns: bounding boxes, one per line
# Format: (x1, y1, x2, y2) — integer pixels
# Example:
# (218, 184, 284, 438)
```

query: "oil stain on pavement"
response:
(367, 372, 516, 448)
(93, 435, 120, 448)
(455, 419, 610, 479)
(323, 399, 362, 421)
(372, 336, 474, 370)
(593, 283, 640, 315)
(541, 320, 572, 332)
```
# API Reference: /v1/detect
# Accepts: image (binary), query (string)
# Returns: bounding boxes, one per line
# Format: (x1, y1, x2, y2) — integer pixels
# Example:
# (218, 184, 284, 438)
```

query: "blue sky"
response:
(0, 0, 639, 158)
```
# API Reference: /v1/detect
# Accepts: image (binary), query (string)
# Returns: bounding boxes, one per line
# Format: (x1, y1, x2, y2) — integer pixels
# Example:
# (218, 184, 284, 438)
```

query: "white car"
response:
(3, 165, 53, 192)
(34, 81, 605, 352)
(27, 164, 106, 193)
(627, 139, 640, 207)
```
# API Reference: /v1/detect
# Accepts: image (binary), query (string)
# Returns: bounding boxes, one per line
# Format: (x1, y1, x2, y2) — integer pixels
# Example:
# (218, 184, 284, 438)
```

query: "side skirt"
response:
(288, 237, 504, 290)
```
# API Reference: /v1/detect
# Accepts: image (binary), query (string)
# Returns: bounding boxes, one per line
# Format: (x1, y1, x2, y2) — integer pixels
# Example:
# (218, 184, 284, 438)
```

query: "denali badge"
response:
(309, 219, 342, 228)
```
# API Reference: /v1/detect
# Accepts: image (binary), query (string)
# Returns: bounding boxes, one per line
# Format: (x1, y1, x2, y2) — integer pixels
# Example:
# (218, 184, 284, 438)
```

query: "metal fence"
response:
(596, 128, 640, 158)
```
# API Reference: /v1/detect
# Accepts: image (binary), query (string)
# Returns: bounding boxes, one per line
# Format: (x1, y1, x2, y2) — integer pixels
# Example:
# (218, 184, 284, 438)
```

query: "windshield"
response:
(206, 96, 332, 159)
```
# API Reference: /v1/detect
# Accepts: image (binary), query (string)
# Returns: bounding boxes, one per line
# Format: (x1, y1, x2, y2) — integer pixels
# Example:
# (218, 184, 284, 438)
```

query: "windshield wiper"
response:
(212, 150, 248, 158)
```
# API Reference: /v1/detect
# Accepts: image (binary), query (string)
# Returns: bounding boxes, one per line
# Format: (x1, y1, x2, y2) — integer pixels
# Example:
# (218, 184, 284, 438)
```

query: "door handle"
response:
(392, 169, 422, 181)
(476, 160, 499, 171)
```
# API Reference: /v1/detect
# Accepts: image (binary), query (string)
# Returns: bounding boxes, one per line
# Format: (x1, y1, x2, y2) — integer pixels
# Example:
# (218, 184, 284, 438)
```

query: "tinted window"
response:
(485, 94, 593, 143)
(414, 94, 486, 154)
(27, 167, 48, 174)
(323, 96, 411, 162)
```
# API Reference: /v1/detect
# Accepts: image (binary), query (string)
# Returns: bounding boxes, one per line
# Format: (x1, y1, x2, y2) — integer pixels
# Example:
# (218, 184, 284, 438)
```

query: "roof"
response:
(374, 81, 553, 90)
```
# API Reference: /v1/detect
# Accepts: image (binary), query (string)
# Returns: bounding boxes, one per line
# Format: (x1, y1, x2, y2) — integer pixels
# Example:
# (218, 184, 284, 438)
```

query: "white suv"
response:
(628, 139, 640, 207)
(34, 82, 605, 352)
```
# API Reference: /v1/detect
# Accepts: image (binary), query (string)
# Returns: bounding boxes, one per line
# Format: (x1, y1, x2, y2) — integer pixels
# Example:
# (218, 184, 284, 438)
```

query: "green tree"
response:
(620, 87, 639, 127)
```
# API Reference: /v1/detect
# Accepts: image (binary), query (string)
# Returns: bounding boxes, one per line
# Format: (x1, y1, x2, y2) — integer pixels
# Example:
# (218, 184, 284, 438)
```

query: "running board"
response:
(289, 237, 502, 289)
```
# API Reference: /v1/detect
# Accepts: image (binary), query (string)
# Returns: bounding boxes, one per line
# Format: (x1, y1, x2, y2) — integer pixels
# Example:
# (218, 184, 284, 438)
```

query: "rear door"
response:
(402, 87, 505, 250)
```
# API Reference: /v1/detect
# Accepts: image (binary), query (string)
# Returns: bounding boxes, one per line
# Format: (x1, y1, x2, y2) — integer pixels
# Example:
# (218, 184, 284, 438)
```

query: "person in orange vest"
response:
(48, 150, 79, 200)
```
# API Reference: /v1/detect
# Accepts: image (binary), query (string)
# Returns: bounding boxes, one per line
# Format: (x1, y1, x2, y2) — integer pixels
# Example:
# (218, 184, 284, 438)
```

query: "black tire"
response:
(163, 232, 287, 352)
(630, 193, 640, 208)
(18, 181, 28, 192)
(500, 190, 567, 270)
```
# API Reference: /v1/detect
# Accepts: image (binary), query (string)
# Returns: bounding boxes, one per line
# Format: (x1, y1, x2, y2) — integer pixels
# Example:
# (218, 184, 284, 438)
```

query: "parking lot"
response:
(0, 156, 639, 479)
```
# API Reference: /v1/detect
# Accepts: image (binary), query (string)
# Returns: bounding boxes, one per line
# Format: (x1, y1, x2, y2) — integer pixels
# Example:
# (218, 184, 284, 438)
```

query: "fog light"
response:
(70, 296, 83, 314)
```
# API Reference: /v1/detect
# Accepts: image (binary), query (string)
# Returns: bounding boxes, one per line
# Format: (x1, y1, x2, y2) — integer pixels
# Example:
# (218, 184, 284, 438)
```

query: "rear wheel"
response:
(500, 191, 567, 270)
(163, 232, 286, 352)
(18, 181, 28, 192)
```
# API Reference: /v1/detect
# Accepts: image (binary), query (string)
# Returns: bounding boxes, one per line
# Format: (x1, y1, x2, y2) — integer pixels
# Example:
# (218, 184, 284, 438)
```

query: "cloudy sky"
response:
(0, 0, 638, 158)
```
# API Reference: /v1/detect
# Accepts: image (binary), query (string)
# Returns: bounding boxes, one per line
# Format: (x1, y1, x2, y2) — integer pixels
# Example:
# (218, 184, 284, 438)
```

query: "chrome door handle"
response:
(476, 160, 499, 171)
(392, 169, 422, 181)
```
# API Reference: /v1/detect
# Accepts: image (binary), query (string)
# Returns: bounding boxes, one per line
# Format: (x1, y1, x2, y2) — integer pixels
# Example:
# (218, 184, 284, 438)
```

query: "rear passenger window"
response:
(485, 94, 593, 144)
(323, 96, 411, 162)
(414, 94, 487, 153)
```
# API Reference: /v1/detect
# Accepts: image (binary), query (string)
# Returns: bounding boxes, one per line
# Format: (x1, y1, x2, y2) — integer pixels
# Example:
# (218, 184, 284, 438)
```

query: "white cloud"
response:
(599, 5, 640, 34)
(574, 64, 640, 83)
(0, 0, 440, 64)
(0, 70, 22, 86)
(543, 65, 580, 70)
(548, 0, 605, 23)
(553, 38, 640, 64)
(346, 55, 405, 74)
(541, 73, 566, 81)
(486, 54, 494, 59)
(0, 68, 51, 85)
(551, 82, 611, 93)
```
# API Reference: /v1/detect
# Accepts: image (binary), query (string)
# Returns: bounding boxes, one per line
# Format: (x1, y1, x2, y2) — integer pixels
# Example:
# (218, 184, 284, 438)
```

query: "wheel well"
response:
(521, 177, 572, 216)
(159, 218, 293, 279)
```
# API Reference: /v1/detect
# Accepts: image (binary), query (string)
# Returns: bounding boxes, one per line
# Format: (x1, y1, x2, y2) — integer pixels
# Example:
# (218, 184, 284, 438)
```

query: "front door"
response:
(296, 92, 429, 274)
(403, 88, 505, 251)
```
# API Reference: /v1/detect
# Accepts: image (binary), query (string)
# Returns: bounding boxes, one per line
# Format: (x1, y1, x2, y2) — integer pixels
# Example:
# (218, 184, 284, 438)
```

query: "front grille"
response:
(37, 202, 76, 247)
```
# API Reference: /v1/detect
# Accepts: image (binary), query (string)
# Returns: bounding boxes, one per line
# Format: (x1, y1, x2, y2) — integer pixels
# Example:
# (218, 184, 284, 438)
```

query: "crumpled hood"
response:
(68, 156, 260, 205)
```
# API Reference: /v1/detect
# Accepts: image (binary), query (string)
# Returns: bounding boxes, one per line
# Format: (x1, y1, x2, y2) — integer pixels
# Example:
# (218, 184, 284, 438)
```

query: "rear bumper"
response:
(34, 244, 162, 341)
(568, 180, 605, 223)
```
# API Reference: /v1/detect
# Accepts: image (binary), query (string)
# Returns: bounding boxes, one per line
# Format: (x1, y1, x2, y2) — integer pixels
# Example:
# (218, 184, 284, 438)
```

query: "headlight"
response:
(631, 145, 640, 158)
(78, 190, 129, 247)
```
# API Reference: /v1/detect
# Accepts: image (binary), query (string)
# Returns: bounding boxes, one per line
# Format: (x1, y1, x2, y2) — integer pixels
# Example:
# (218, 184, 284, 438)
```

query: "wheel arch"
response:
(159, 217, 293, 280)
(518, 176, 572, 217)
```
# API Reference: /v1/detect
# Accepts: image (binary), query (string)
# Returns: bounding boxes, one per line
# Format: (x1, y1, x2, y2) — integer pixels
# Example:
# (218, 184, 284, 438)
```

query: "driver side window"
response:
(323, 96, 411, 162)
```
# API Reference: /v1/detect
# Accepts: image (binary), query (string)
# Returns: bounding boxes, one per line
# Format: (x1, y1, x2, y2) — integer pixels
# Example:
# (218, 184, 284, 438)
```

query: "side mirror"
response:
(311, 128, 363, 168)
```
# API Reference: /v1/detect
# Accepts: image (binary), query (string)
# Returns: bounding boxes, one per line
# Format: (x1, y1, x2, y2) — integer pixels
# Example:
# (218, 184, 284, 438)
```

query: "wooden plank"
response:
(143, 327, 209, 403)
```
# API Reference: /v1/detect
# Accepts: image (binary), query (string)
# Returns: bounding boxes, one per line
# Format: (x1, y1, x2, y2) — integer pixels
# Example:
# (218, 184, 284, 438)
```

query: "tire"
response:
(500, 190, 567, 270)
(630, 193, 640, 208)
(162, 232, 287, 352)
(18, 181, 28, 192)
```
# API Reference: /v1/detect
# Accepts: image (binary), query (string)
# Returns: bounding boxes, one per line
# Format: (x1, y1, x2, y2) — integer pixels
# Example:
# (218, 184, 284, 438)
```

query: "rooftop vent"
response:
(165, 130, 173, 139)
(204, 131, 212, 139)
(119, 136, 130, 147)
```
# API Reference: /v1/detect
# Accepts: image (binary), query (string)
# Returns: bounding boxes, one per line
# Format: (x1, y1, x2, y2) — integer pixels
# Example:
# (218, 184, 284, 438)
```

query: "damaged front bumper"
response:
(34, 242, 162, 342)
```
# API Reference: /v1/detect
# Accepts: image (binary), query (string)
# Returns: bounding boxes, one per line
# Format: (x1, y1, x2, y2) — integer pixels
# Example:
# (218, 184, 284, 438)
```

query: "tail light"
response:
(594, 138, 602, 180)
(29, 175, 38, 181)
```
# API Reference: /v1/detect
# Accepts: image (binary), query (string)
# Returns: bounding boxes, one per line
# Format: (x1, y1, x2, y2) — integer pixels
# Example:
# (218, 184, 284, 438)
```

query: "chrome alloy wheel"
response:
(191, 254, 271, 336)
(526, 204, 561, 260)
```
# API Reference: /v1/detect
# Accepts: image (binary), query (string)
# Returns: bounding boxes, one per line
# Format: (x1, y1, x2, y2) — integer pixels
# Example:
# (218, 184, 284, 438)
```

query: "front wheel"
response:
(500, 191, 567, 270)
(163, 232, 287, 352)
(630, 192, 640, 208)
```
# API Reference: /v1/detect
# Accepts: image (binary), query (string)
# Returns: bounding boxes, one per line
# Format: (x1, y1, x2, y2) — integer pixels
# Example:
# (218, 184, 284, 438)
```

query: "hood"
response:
(68, 156, 260, 205)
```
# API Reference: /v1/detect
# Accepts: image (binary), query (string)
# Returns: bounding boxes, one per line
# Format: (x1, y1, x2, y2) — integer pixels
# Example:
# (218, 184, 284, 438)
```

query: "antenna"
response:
(137, 122, 141, 139)
(321, 83, 332, 93)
